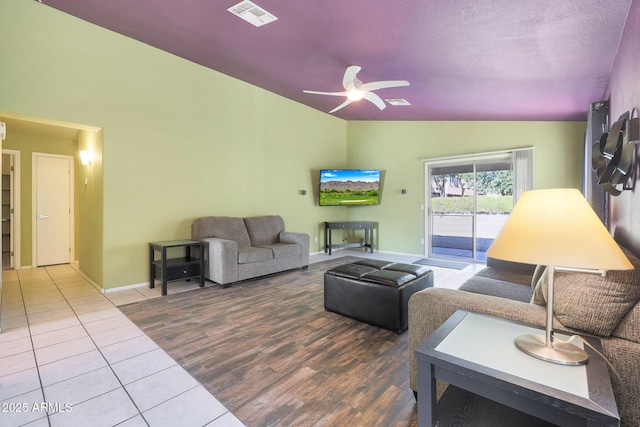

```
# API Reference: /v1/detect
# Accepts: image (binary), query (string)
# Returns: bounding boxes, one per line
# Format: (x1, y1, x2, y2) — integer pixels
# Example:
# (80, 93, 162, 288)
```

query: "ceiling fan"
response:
(303, 66, 410, 113)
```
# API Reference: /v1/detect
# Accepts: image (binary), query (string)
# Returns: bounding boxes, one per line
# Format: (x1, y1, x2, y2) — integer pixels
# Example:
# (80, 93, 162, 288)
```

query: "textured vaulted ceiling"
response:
(40, 0, 633, 121)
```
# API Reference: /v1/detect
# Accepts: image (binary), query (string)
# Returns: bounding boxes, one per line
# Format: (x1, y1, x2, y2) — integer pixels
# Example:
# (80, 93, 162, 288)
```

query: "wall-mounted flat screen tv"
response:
(319, 169, 381, 206)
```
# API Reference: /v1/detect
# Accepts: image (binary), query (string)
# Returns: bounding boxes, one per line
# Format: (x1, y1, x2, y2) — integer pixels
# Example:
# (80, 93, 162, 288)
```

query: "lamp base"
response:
(514, 334, 588, 366)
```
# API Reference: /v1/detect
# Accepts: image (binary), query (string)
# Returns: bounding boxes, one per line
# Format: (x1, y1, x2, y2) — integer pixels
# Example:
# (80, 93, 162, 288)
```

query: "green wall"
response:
(77, 129, 104, 285)
(0, 1, 346, 289)
(0, 1, 586, 290)
(346, 121, 586, 255)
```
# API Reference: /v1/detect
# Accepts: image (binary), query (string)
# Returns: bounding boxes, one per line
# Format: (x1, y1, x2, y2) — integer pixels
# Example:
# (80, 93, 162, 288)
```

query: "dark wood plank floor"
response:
(120, 257, 418, 427)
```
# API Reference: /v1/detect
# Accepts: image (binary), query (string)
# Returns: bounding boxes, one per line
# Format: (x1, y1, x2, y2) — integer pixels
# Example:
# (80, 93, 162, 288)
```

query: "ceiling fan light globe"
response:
(347, 89, 364, 101)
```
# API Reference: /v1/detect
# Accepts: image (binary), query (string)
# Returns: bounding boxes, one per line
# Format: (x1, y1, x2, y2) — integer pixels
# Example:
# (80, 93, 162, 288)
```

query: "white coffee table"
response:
(415, 310, 619, 426)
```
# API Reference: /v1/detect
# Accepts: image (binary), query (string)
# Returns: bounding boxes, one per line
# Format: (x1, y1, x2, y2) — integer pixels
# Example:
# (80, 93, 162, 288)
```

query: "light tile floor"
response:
(0, 264, 244, 427)
(0, 250, 481, 427)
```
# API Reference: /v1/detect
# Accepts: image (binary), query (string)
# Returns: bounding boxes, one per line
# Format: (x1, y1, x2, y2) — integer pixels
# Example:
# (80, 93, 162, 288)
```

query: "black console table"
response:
(149, 239, 205, 296)
(324, 221, 375, 255)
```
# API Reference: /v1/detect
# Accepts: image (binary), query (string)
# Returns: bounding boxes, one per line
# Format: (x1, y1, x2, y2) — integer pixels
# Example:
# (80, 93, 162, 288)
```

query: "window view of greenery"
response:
(430, 166, 513, 260)
(431, 170, 513, 214)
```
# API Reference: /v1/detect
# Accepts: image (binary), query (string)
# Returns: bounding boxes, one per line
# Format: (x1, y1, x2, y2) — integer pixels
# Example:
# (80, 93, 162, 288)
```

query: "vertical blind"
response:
(424, 147, 535, 202)
(513, 148, 535, 204)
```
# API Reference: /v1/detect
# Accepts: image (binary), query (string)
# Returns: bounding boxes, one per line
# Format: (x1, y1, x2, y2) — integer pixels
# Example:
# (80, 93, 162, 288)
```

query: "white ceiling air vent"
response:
(386, 99, 411, 106)
(227, 1, 278, 27)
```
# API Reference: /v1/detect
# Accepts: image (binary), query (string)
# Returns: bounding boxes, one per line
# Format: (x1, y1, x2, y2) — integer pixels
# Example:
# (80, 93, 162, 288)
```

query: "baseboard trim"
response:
(102, 281, 148, 294)
(314, 248, 424, 259)
(69, 264, 104, 293)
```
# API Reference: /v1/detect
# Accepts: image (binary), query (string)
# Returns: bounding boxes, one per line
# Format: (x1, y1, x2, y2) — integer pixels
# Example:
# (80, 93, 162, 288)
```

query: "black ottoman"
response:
(324, 259, 434, 333)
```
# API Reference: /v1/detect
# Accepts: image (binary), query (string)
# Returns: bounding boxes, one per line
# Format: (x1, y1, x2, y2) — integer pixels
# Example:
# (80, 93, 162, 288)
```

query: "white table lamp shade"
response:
(487, 188, 632, 271)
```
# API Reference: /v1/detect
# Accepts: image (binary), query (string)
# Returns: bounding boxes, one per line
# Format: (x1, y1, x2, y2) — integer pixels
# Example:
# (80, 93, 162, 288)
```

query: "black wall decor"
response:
(592, 110, 640, 196)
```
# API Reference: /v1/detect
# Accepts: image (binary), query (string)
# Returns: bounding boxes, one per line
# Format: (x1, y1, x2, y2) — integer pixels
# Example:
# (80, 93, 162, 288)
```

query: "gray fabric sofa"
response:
(191, 215, 309, 287)
(408, 250, 640, 427)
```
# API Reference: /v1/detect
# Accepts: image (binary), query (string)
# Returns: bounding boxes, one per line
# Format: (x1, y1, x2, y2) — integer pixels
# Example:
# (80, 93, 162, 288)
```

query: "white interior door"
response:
(34, 154, 73, 266)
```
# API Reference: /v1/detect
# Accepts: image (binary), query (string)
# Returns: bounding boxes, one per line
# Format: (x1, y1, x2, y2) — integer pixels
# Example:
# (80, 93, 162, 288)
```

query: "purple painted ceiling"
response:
(41, 0, 633, 121)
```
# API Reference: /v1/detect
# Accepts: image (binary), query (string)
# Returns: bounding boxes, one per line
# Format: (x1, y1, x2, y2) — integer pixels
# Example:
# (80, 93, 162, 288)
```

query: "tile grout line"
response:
(16, 268, 53, 427)
(39, 266, 231, 426)
(10, 266, 144, 425)
(40, 266, 153, 427)
(8, 264, 254, 426)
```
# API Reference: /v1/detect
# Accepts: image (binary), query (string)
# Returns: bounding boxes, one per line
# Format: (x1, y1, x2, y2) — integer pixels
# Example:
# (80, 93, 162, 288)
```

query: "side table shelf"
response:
(149, 239, 205, 296)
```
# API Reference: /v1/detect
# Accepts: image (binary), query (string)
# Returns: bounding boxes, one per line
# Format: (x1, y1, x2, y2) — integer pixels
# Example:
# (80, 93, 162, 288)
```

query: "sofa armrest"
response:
(280, 231, 310, 266)
(408, 288, 548, 392)
(199, 237, 239, 285)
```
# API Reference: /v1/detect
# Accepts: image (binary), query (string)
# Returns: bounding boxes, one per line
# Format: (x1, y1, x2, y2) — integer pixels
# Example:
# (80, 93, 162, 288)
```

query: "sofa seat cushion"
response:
(238, 247, 273, 264)
(474, 266, 533, 287)
(459, 276, 533, 303)
(260, 243, 300, 259)
(533, 246, 640, 337)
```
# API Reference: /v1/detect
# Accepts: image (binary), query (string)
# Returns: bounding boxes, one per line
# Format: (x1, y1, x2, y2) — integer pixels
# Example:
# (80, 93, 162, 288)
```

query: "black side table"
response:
(149, 239, 205, 296)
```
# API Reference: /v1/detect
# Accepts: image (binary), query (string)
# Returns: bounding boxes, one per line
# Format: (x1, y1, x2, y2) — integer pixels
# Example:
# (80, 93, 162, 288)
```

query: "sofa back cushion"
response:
(532, 246, 640, 337)
(191, 216, 252, 248)
(487, 257, 537, 275)
(244, 215, 285, 246)
(613, 301, 640, 343)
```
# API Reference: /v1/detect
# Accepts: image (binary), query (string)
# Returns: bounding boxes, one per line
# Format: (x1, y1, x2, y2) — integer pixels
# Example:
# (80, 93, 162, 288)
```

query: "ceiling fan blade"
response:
(343, 65, 362, 90)
(363, 91, 386, 110)
(303, 90, 348, 97)
(360, 80, 410, 92)
(329, 99, 353, 113)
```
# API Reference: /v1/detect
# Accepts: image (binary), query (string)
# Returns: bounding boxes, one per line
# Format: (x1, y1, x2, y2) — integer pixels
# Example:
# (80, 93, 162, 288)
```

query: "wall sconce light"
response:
(80, 150, 92, 166)
(401, 189, 407, 194)
(299, 190, 307, 195)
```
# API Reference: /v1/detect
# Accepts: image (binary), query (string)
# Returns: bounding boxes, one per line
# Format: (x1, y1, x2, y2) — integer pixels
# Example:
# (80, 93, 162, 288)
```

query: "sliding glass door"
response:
(427, 155, 514, 262)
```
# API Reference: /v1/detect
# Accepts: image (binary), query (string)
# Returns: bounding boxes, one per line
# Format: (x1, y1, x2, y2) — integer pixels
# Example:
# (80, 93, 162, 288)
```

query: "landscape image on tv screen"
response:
(320, 169, 381, 206)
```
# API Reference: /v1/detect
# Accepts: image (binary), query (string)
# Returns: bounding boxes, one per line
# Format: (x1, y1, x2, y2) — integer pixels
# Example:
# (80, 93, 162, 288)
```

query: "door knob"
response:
(37, 215, 50, 219)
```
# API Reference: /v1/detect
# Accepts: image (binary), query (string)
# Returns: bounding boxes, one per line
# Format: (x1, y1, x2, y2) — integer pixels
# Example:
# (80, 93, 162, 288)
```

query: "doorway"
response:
(32, 153, 74, 266)
(426, 154, 515, 262)
(424, 147, 535, 262)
